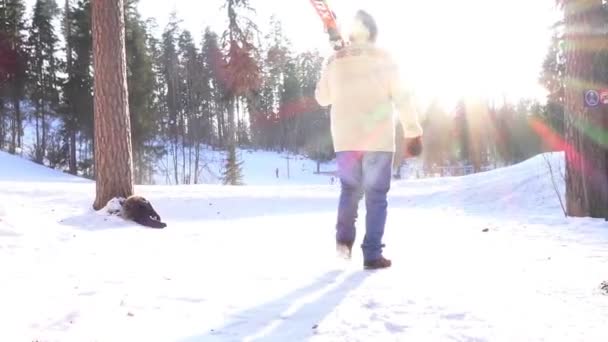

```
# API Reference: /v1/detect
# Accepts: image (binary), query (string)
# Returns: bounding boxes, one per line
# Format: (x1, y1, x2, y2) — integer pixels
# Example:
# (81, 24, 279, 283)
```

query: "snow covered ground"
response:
(152, 148, 338, 186)
(1, 150, 607, 342)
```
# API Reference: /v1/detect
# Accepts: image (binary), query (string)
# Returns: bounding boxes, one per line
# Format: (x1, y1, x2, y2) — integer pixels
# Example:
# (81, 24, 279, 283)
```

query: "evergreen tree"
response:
(539, 28, 566, 140)
(200, 28, 224, 148)
(221, 0, 260, 185)
(27, 0, 61, 164)
(278, 59, 302, 152)
(160, 12, 181, 184)
(0, 0, 27, 154)
(260, 15, 290, 150)
(177, 29, 202, 184)
(221, 144, 244, 185)
(297, 50, 333, 172)
(125, 0, 157, 184)
(62, 0, 93, 175)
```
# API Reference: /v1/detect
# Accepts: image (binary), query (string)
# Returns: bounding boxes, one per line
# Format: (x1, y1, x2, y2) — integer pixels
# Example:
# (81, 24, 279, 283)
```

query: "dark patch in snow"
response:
(482, 228, 490, 232)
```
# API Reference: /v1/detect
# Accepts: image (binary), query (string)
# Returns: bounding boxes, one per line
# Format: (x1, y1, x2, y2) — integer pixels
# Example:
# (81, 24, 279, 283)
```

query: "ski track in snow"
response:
(1, 151, 607, 342)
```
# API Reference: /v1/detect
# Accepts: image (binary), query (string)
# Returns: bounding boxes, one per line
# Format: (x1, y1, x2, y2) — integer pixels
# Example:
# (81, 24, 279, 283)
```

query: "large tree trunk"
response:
(563, 0, 608, 219)
(91, 0, 134, 210)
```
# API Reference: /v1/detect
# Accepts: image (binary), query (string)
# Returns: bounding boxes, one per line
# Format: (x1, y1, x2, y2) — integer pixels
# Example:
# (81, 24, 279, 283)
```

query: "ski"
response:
(309, 0, 345, 50)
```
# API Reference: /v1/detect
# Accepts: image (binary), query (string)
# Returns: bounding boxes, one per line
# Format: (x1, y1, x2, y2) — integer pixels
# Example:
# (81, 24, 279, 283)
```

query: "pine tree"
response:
(260, 16, 290, 150)
(539, 29, 566, 139)
(0, 0, 27, 154)
(72, 0, 93, 173)
(200, 28, 225, 148)
(27, 0, 61, 164)
(296, 50, 333, 171)
(125, 0, 157, 184)
(221, 144, 244, 185)
(61, 0, 93, 176)
(221, 0, 260, 185)
(278, 59, 302, 152)
(177, 29, 202, 184)
(91, 0, 134, 210)
(61, 0, 75, 172)
(160, 12, 181, 184)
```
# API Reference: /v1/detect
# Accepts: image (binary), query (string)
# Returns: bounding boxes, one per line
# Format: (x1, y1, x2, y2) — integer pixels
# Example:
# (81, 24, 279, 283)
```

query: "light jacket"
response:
(315, 42, 423, 152)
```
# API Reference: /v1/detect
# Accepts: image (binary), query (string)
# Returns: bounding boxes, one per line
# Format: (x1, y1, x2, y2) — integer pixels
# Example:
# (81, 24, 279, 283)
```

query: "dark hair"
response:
(355, 10, 378, 42)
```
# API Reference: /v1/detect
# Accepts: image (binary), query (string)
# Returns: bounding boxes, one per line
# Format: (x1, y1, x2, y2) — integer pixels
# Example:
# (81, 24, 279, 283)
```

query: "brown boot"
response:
(364, 256, 392, 270)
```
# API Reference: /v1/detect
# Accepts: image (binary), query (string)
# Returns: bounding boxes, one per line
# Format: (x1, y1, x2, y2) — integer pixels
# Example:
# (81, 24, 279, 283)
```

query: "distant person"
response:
(275, 168, 279, 178)
(314, 10, 423, 269)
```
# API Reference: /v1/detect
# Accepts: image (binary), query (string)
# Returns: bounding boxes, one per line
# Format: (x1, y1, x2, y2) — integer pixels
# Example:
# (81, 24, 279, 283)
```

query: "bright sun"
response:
(322, 0, 555, 112)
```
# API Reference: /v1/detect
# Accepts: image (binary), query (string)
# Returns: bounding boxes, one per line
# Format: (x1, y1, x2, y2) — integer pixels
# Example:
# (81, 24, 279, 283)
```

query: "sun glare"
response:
(138, 0, 556, 113)
(310, 0, 556, 112)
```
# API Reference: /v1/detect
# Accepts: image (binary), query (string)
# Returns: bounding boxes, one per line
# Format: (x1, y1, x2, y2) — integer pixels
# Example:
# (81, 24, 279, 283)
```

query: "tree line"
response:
(0, 0, 332, 185)
(1, 0, 606, 219)
(1, 0, 565, 187)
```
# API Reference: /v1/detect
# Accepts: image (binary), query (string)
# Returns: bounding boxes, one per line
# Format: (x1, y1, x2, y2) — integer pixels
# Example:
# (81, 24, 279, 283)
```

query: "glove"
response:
(404, 136, 422, 158)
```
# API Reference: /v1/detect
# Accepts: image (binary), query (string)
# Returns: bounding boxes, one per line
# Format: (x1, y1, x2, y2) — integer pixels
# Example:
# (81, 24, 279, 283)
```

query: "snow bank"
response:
(0, 151, 89, 183)
(390, 152, 567, 216)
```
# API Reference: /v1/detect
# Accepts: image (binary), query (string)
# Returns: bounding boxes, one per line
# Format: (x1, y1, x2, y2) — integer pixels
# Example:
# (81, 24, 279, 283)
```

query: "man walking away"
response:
(315, 9, 423, 270)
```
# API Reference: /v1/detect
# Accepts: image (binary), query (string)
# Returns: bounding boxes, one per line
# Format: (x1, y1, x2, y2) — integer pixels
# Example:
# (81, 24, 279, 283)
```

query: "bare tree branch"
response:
(543, 153, 567, 217)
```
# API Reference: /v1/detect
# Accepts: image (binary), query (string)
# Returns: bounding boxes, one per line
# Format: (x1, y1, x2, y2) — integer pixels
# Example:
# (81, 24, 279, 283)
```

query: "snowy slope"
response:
(1, 151, 607, 342)
(153, 148, 337, 186)
(390, 152, 568, 216)
(0, 151, 89, 183)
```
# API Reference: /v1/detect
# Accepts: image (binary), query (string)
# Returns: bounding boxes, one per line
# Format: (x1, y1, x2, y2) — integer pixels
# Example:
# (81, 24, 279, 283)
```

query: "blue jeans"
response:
(335, 151, 393, 262)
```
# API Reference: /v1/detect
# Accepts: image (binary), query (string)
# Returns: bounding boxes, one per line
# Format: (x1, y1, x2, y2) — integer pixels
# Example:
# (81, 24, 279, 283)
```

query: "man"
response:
(315, 10, 423, 270)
